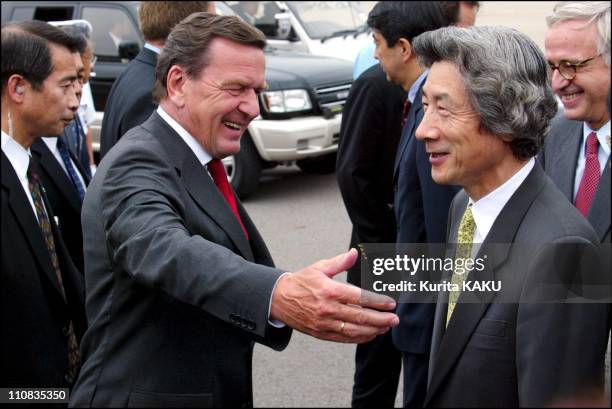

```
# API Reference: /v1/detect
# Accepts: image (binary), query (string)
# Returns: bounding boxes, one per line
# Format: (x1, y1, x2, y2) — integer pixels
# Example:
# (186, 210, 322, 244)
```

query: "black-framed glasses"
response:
(547, 53, 602, 80)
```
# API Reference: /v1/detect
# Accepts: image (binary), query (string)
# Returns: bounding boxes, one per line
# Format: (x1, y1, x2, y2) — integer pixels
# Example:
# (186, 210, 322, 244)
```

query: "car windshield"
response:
(286, 1, 374, 40)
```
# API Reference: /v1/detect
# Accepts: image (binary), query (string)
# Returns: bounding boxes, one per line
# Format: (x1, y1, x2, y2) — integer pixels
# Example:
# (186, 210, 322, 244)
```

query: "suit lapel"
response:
(1, 152, 66, 296)
(145, 113, 254, 261)
(588, 156, 611, 241)
(31, 139, 82, 213)
(550, 120, 582, 199)
(426, 165, 547, 404)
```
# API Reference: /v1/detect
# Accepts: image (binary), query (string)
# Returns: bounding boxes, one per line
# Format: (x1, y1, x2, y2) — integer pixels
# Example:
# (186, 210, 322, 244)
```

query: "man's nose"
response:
(240, 90, 260, 119)
(550, 68, 570, 93)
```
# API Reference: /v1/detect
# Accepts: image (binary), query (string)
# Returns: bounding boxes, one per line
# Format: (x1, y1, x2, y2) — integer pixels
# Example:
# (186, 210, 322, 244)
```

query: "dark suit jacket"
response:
(336, 63, 405, 286)
(31, 138, 91, 273)
(540, 113, 611, 243)
(392, 80, 460, 354)
(425, 165, 610, 407)
(70, 112, 292, 408)
(1, 151, 87, 388)
(99, 47, 158, 160)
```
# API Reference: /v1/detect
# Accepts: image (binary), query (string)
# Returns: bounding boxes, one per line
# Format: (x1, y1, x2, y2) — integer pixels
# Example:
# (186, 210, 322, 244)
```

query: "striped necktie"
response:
(57, 136, 86, 202)
(446, 204, 476, 326)
(27, 161, 81, 384)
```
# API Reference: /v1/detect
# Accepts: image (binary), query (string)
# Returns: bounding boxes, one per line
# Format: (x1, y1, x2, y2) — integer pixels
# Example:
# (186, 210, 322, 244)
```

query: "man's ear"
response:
(166, 65, 187, 108)
(398, 38, 413, 63)
(7, 75, 28, 102)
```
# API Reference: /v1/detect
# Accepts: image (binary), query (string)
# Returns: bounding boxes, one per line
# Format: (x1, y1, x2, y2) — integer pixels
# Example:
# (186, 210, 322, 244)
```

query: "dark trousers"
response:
(402, 352, 429, 408)
(351, 330, 402, 407)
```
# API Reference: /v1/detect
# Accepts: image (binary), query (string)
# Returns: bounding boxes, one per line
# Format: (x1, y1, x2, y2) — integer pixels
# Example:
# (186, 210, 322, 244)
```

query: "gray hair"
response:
(413, 26, 558, 160)
(547, 1, 610, 65)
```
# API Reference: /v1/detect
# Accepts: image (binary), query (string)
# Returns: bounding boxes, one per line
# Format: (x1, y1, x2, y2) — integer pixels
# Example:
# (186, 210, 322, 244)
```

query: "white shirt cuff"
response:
(268, 272, 291, 328)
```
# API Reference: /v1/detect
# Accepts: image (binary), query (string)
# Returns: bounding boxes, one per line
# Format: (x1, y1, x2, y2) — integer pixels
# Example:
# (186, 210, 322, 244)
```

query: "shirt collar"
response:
(1, 130, 31, 179)
(583, 121, 611, 156)
(42, 136, 59, 153)
(469, 158, 535, 242)
(144, 42, 162, 55)
(156, 106, 212, 167)
(408, 69, 429, 104)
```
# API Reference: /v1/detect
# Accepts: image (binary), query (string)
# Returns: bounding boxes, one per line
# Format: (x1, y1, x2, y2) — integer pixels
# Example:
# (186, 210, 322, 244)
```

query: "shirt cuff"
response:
(268, 272, 291, 328)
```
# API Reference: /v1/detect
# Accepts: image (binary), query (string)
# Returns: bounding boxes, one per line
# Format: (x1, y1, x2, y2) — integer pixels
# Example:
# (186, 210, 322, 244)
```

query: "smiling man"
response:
(70, 13, 398, 408)
(413, 25, 609, 407)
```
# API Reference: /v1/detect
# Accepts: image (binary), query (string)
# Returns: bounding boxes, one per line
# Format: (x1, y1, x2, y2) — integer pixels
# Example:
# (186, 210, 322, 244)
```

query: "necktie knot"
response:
(586, 132, 599, 156)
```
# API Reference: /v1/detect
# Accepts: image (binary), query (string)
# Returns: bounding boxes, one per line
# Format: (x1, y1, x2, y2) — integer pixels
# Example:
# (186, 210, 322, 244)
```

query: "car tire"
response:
(296, 153, 337, 174)
(224, 134, 261, 200)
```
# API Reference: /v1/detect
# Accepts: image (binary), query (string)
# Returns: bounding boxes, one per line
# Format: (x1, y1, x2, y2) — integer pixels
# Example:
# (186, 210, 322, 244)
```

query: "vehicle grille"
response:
(314, 82, 352, 115)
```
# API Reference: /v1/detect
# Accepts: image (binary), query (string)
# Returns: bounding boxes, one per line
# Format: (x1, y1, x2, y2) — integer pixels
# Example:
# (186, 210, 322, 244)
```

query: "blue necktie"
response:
(57, 137, 86, 203)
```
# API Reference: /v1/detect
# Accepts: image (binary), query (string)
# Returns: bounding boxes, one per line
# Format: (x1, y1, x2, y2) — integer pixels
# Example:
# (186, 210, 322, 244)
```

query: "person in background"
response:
(1, 19, 86, 392)
(31, 26, 91, 274)
(541, 1, 611, 401)
(363, 2, 457, 407)
(99, 1, 215, 160)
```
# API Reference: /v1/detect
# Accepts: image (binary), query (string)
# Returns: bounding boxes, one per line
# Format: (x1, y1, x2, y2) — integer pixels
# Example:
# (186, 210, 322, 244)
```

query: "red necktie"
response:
(207, 159, 249, 240)
(574, 132, 601, 217)
(401, 99, 411, 128)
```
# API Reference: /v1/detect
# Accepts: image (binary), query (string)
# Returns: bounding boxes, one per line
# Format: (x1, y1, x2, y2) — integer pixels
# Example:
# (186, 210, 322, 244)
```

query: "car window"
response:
(82, 6, 140, 58)
(10, 6, 35, 21)
(225, 1, 285, 39)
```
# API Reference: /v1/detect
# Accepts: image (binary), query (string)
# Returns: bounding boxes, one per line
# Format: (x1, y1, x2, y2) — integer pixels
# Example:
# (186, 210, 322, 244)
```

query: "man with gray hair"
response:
(542, 2, 611, 398)
(411, 25, 609, 407)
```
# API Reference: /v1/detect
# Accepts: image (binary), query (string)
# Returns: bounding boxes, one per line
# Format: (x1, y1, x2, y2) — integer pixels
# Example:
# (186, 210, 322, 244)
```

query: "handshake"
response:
(271, 248, 400, 344)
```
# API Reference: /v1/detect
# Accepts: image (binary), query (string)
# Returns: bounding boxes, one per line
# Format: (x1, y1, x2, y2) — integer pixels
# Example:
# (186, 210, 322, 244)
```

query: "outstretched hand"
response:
(270, 249, 399, 343)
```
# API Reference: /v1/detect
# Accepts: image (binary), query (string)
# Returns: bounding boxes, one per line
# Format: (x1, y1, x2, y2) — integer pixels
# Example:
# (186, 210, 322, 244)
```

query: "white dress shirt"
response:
(468, 158, 535, 248)
(156, 107, 285, 326)
(1, 131, 38, 221)
(573, 121, 610, 200)
(41, 137, 87, 190)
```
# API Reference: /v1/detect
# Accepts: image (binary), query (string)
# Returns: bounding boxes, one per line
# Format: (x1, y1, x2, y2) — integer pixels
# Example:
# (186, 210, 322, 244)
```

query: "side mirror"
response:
(274, 12, 292, 40)
(118, 41, 140, 60)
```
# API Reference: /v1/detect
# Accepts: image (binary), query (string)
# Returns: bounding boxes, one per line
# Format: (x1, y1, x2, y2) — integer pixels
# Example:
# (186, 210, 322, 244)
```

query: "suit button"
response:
(241, 401, 252, 408)
(247, 322, 256, 330)
(62, 326, 69, 336)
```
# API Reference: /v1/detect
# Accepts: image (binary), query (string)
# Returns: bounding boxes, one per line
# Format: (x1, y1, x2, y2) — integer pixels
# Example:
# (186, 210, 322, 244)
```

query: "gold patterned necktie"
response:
(27, 161, 81, 384)
(446, 203, 476, 326)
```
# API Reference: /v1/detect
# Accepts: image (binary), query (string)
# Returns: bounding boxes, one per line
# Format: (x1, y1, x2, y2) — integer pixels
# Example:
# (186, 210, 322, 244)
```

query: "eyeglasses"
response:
(547, 54, 602, 80)
(90, 55, 98, 66)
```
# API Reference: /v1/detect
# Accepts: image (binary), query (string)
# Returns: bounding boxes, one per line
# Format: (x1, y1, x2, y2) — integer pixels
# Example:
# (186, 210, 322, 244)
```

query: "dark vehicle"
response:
(2, 1, 353, 198)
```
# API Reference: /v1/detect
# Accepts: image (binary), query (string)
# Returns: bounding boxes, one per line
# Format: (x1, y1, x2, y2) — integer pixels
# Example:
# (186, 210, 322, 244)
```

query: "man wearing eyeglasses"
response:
(542, 1, 611, 402)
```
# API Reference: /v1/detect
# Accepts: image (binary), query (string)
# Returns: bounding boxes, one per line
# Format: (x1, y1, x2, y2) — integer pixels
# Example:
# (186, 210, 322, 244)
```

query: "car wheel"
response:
(296, 153, 337, 174)
(224, 134, 261, 200)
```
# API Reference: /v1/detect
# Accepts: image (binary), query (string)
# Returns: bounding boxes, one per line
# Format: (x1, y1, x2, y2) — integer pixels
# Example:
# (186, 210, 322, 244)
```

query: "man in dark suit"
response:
(542, 1, 610, 244)
(1, 20, 87, 390)
(31, 31, 91, 274)
(412, 25, 610, 407)
(365, 3, 457, 407)
(542, 3, 611, 396)
(336, 62, 405, 407)
(70, 13, 399, 407)
(99, 2, 214, 159)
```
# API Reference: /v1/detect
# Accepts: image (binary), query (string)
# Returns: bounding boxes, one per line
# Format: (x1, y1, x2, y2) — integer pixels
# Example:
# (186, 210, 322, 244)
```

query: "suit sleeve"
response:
(336, 72, 395, 244)
(516, 237, 610, 406)
(99, 144, 291, 350)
